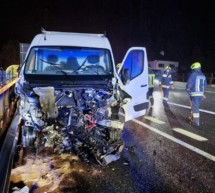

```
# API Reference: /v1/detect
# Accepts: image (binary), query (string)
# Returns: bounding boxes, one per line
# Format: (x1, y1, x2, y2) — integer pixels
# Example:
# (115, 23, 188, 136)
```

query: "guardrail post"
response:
(210, 73, 213, 85)
(4, 90, 9, 112)
(182, 73, 185, 82)
(0, 77, 18, 120)
(0, 94, 4, 119)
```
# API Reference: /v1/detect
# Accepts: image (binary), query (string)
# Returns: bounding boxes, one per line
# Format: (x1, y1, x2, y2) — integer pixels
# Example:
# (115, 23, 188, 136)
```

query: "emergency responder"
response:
(148, 66, 155, 107)
(117, 63, 122, 69)
(159, 65, 174, 105)
(186, 62, 207, 126)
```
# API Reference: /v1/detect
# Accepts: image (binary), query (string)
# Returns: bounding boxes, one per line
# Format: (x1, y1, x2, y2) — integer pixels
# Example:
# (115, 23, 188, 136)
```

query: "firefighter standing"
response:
(159, 66, 174, 105)
(148, 67, 155, 107)
(186, 62, 207, 126)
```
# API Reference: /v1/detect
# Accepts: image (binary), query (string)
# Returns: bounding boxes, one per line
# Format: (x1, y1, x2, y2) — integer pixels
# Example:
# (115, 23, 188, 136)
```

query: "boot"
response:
(193, 118, 200, 127)
(188, 113, 193, 125)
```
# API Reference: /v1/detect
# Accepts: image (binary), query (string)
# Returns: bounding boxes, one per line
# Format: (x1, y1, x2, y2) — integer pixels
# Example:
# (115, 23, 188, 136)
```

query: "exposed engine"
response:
(17, 86, 124, 166)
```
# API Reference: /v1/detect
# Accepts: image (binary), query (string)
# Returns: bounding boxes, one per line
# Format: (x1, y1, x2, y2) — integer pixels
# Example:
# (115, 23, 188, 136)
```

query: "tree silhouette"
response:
(0, 40, 19, 70)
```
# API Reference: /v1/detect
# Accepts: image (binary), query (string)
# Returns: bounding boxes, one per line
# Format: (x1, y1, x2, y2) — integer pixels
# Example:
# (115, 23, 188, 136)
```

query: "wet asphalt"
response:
(9, 84, 215, 193)
(80, 85, 215, 193)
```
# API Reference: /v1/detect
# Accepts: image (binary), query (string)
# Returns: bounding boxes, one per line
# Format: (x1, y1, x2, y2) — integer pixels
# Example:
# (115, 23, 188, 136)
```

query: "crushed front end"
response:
(15, 46, 128, 165)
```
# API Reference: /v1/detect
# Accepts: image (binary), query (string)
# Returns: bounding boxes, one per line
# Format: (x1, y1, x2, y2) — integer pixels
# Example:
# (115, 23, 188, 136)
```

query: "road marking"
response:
(144, 116, 165, 124)
(173, 128, 208, 141)
(168, 102, 215, 115)
(205, 91, 215, 94)
(130, 118, 215, 162)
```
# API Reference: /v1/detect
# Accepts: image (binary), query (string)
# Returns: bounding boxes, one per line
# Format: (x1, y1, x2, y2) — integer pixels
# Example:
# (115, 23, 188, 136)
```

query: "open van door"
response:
(118, 47, 148, 121)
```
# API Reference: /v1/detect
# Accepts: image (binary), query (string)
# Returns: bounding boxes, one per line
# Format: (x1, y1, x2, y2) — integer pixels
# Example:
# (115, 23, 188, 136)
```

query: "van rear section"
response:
(148, 60, 179, 85)
(149, 60, 179, 72)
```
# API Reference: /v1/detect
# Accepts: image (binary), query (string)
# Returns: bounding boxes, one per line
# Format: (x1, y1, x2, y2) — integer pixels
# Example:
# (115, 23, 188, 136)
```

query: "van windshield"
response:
(24, 47, 113, 76)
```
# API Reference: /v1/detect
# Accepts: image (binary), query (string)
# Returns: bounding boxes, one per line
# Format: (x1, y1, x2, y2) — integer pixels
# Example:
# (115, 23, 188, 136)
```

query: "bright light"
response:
(154, 79, 160, 85)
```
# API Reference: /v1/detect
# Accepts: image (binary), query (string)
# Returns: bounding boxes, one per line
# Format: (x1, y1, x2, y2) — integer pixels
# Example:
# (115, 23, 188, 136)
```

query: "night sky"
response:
(0, 0, 215, 72)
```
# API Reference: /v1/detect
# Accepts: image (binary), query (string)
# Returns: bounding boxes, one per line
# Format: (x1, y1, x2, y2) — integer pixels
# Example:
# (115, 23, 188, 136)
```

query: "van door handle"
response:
(141, 84, 147, 87)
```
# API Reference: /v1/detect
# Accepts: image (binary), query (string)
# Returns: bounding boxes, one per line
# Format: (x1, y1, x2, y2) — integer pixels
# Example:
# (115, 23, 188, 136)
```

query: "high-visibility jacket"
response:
(186, 69, 207, 96)
(6, 64, 19, 75)
(148, 68, 155, 88)
(159, 70, 173, 88)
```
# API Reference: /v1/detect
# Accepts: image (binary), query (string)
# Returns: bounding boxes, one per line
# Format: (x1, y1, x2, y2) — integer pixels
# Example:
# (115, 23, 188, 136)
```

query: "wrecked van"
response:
(15, 30, 148, 165)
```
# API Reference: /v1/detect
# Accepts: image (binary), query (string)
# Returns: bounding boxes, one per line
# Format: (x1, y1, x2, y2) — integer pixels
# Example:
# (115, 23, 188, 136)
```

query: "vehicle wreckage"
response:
(15, 30, 149, 165)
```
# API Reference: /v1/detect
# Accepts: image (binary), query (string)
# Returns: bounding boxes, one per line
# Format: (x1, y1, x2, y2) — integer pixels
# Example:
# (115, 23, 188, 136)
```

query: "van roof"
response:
(29, 31, 112, 50)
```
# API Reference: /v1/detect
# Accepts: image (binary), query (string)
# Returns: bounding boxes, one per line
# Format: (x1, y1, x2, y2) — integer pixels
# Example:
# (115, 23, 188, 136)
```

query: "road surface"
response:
(9, 83, 215, 193)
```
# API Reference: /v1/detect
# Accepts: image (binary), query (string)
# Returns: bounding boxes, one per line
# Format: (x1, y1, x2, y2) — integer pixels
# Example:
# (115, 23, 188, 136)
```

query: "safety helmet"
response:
(165, 65, 171, 70)
(117, 63, 122, 68)
(191, 62, 201, 69)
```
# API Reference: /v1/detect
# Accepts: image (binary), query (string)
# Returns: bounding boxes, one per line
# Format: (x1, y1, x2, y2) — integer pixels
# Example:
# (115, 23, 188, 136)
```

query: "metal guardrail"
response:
(0, 113, 21, 193)
(0, 75, 20, 193)
(0, 77, 18, 120)
(205, 73, 215, 85)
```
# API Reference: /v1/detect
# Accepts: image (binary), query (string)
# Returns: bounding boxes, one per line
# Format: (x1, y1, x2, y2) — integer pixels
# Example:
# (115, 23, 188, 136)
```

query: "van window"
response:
(158, 63, 164, 68)
(169, 64, 175, 68)
(24, 46, 113, 76)
(122, 50, 144, 80)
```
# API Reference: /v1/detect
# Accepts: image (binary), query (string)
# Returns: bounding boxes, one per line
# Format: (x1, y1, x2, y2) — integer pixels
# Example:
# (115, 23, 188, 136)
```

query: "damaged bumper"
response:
(16, 83, 124, 165)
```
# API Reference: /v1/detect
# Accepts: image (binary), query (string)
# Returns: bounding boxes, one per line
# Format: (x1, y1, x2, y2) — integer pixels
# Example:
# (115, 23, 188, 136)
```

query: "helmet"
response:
(191, 62, 201, 69)
(165, 65, 171, 70)
(117, 63, 122, 68)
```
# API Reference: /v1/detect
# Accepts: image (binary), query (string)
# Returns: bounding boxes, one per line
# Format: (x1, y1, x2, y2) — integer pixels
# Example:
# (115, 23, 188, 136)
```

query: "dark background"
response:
(0, 0, 215, 72)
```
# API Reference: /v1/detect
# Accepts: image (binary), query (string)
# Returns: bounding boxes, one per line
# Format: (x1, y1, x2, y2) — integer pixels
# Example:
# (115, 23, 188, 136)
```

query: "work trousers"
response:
(190, 96, 203, 125)
(147, 88, 154, 106)
(162, 88, 169, 104)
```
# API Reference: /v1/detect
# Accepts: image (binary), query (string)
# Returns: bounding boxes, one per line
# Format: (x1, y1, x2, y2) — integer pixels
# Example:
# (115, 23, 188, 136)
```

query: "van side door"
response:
(118, 47, 148, 121)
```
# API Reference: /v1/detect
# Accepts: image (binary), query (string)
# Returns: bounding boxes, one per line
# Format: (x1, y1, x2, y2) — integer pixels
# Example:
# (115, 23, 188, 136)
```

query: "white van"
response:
(15, 30, 149, 165)
(148, 60, 179, 72)
(149, 60, 179, 85)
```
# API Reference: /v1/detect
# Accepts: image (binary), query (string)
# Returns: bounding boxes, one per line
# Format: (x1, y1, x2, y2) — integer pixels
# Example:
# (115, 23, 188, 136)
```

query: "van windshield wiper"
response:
(39, 58, 74, 82)
(83, 65, 107, 81)
(72, 57, 87, 73)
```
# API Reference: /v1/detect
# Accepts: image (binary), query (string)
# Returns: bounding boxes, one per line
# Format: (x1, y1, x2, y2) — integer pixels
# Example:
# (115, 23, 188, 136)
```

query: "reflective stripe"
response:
(192, 94, 203, 96)
(197, 78, 200, 92)
(196, 76, 206, 92)
(148, 74, 155, 88)
(193, 113, 199, 118)
(162, 85, 170, 88)
(170, 81, 173, 84)
(163, 74, 167, 77)
(149, 96, 153, 99)
(163, 97, 168, 101)
(191, 92, 204, 96)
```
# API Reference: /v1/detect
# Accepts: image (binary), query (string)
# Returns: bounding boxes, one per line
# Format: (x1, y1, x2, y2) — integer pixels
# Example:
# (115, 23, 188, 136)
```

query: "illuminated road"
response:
(8, 83, 215, 193)
(120, 84, 215, 193)
(141, 83, 215, 157)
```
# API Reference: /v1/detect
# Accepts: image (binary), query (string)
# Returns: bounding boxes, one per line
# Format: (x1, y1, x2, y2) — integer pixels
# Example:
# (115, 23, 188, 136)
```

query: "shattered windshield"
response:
(24, 47, 113, 76)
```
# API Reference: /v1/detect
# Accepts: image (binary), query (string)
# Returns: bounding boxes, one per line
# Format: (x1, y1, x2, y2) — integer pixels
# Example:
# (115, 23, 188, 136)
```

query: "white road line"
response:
(205, 91, 215, 94)
(131, 118, 215, 162)
(173, 128, 208, 141)
(168, 102, 215, 115)
(144, 116, 165, 124)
